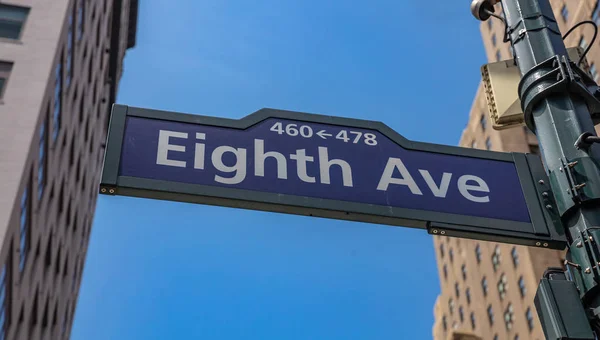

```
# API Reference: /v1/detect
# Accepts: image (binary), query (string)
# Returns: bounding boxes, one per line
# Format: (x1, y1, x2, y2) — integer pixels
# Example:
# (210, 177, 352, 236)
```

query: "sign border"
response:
(100, 105, 566, 250)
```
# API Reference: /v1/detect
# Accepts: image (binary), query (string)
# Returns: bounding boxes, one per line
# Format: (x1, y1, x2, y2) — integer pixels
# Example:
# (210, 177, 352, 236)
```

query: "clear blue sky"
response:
(71, 1, 487, 339)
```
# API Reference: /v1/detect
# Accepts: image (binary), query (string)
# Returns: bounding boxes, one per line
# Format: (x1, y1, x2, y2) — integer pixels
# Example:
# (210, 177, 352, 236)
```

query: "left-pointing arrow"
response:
(317, 130, 332, 139)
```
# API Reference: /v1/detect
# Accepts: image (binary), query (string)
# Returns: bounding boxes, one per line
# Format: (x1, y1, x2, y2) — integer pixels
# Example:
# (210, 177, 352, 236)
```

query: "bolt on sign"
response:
(100, 105, 566, 249)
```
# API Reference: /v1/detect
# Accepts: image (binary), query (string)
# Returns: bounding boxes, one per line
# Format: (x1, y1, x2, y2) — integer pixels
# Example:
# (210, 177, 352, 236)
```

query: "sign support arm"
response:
(494, 0, 600, 336)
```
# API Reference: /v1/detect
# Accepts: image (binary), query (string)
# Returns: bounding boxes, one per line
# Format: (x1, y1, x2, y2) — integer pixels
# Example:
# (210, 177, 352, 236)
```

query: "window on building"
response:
(72, 262, 78, 291)
(591, 63, 598, 82)
(442, 315, 447, 331)
(487, 305, 494, 325)
(66, 12, 73, 89)
(19, 184, 30, 272)
(37, 115, 48, 200)
(579, 36, 588, 50)
(561, 5, 568, 22)
(526, 307, 534, 330)
(486, 137, 492, 150)
(511, 247, 519, 267)
(471, 140, 477, 149)
(62, 305, 69, 335)
(492, 246, 500, 271)
(480, 115, 487, 130)
(95, 15, 100, 48)
(461, 264, 467, 280)
(0, 61, 13, 100)
(459, 306, 464, 323)
(498, 274, 508, 300)
(594, 1, 600, 26)
(449, 298, 455, 315)
(493, 335, 498, 340)
(0, 261, 10, 338)
(482, 277, 488, 296)
(77, 0, 84, 41)
(504, 304, 514, 330)
(449, 248, 454, 263)
(466, 288, 471, 305)
(455, 283, 460, 298)
(496, 50, 501, 62)
(439, 243, 445, 258)
(52, 58, 62, 143)
(492, 33, 497, 47)
(519, 276, 526, 297)
(0, 4, 30, 40)
(475, 244, 481, 263)
(443, 265, 448, 280)
(470, 312, 476, 330)
(87, 55, 93, 85)
(488, 18, 493, 30)
(514, 335, 519, 340)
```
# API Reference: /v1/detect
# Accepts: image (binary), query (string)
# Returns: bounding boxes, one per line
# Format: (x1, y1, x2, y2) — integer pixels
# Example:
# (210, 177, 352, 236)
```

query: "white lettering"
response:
(418, 170, 452, 198)
(457, 175, 490, 203)
(376, 157, 422, 195)
(194, 132, 206, 170)
(156, 130, 187, 168)
(318, 147, 353, 187)
(290, 149, 316, 183)
(254, 139, 288, 179)
(212, 146, 247, 185)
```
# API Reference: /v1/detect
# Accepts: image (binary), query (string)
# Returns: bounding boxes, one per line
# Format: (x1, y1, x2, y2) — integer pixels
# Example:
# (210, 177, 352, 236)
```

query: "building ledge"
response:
(127, 0, 139, 49)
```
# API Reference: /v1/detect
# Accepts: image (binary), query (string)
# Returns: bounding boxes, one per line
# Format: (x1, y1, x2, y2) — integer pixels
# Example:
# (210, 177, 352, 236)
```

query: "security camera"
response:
(471, 0, 501, 21)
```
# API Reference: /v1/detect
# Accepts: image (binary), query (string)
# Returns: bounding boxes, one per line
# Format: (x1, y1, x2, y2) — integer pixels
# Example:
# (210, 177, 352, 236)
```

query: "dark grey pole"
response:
(475, 0, 600, 337)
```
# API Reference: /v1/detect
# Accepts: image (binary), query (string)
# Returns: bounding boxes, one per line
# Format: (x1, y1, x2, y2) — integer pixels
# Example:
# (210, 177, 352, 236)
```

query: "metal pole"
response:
(476, 0, 600, 337)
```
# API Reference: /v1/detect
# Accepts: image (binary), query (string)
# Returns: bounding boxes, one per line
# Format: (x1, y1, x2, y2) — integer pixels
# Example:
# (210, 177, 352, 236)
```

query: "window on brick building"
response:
(482, 277, 488, 296)
(498, 274, 508, 300)
(579, 36, 588, 50)
(526, 307, 534, 330)
(466, 288, 471, 304)
(519, 276, 526, 297)
(492, 246, 501, 271)
(504, 304, 514, 330)
(561, 5, 568, 22)
(511, 246, 519, 267)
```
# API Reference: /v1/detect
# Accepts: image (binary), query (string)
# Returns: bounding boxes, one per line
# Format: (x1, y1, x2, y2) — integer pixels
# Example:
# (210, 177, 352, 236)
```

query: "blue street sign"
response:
(100, 105, 566, 249)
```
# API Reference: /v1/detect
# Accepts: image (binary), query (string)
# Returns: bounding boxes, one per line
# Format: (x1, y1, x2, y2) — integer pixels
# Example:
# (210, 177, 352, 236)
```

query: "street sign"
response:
(100, 105, 566, 249)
